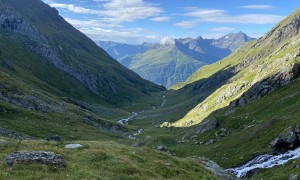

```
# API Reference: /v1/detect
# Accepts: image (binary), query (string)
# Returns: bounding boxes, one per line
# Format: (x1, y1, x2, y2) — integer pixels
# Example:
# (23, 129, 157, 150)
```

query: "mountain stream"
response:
(227, 147, 300, 178)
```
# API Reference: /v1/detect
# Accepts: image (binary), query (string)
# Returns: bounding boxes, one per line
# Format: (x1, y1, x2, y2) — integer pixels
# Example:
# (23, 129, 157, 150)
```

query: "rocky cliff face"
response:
(0, 7, 48, 44)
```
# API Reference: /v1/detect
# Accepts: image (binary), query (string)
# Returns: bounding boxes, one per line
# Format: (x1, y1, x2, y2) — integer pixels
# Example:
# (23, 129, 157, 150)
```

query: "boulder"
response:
(6, 151, 66, 167)
(243, 168, 260, 178)
(155, 145, 166, 151)
(198, 158, 237, 180)
(64, 144, 83, 149)
(290, 174, 299, 180)
(46, 136, 61, 142)
(270, 126, 300, 154)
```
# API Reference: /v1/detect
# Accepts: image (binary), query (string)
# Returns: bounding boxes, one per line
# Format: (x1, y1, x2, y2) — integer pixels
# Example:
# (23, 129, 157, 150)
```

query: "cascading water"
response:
(227, 147, 300, 178)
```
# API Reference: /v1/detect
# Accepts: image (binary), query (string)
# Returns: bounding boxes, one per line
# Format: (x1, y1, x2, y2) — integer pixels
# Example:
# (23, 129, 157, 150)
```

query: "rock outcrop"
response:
(6, 151, 66, 167)
(192, 158, 237, 180)
(270, 126, 300, 154)
(46, 136, 61, 142)
(231, 63, 299, 107)
(187, 117, 220, 136)
(0, 128, 33, 140)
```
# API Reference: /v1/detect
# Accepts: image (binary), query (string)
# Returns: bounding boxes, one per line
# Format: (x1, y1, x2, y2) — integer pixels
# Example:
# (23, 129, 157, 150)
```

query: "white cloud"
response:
(80, 26, 160, 44)
(63, 18, 160, 44)
(46, 0, 163, 23)
(247, 33, 265, 38)
(49, 3, 101, 14)
(42, 0, 165, 44)
(151, 16, 170, 22)
(64, 18, 123, 28)
(175, 8, 284, 28)
(160, 36, 175, 46)
(98, 0, 163, 23)
(174, 20, 199, 28)
(240, 5, 275, 10)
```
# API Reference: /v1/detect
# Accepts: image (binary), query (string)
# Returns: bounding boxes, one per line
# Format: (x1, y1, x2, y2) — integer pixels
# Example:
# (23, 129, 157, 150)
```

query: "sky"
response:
(42, 0, 300, 44)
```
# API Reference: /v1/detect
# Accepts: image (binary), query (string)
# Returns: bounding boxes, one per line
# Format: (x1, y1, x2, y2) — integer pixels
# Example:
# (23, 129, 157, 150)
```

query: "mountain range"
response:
(99, 32, 255, 87)
(1, 0, 300, 179)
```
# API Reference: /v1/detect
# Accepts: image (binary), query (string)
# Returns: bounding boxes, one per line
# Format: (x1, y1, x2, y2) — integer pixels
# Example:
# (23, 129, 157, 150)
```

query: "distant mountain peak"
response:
(213, 32, 255, 51)
(99, 32, 253, 87)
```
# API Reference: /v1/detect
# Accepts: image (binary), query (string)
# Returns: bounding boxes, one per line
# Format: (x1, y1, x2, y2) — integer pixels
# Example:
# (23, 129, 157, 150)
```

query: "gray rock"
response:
(199, 158, 237, 180)
(193, 141, 203, 145)
(155, 145, 166, 151)
(270, 126, 300, 154)
(290, 174, 299, 180)
(205, 139, 215, 145)
(231, 63, 299, 107)
(6, 151, 66, 167)
(215, 128, 230, 138)
(64, 144, 82, 149)
(188, 117, 220, 136)
(46, 136, 61, 142)
(243, 168, 261, 178)
(0, 128, 33, 140)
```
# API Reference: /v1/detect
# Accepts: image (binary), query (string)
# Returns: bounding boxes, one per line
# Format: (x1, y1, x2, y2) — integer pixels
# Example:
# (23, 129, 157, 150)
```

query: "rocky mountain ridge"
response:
(99, 32, 254, 87)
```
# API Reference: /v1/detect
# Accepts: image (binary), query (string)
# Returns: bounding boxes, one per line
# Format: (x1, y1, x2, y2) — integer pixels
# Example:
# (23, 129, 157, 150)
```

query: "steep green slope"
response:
(130, 45, 206, 88)
(170, 7, 300, 127)
(0, 0, 164, 105)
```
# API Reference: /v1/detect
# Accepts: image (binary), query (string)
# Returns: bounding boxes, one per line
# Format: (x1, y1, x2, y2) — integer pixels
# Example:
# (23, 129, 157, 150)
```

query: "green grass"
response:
(0, 137, 217, 180)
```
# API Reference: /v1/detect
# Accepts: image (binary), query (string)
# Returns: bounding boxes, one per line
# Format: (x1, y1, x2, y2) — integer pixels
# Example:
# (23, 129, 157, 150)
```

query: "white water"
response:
(227, 147, 300, 178)
(161, 95, 167, 107)
(128, 129, 143, 140)
(117, 112, 138, 125)
(117, 112, 143, 140)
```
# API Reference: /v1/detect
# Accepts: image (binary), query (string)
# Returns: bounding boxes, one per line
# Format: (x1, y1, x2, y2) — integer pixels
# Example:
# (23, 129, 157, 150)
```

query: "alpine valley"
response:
(0, 0, 300, 179)
(99, 33, 254, 88)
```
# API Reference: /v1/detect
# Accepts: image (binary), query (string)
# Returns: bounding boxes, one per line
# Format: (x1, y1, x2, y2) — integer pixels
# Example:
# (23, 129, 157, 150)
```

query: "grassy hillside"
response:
(130, 45, 206, 88)
(0, 137, 219, 179)
(169, 7, 300, 127)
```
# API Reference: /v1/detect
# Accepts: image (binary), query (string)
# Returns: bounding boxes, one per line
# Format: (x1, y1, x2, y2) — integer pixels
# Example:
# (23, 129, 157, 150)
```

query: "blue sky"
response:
(42, 0, 299, 44)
